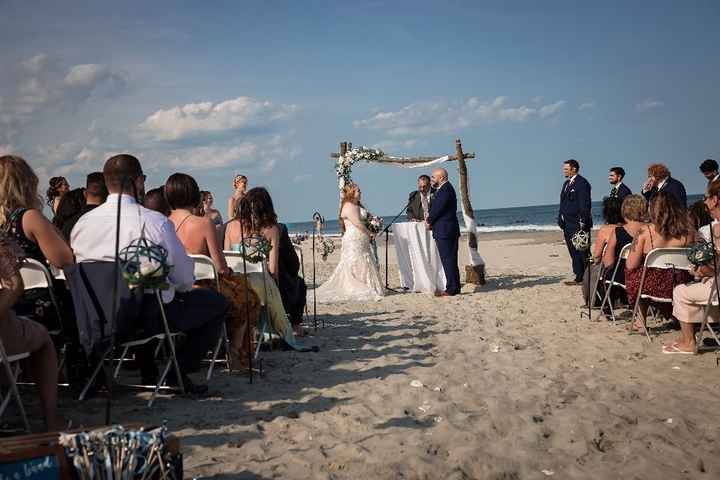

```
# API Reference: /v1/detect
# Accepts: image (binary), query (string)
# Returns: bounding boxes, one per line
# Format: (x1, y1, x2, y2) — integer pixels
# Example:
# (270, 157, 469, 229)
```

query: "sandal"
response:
(661, 344, 695, 355)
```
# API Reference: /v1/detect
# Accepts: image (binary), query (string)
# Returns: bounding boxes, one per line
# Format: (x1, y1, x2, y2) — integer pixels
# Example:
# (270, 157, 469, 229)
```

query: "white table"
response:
(393, 221, 446, 294)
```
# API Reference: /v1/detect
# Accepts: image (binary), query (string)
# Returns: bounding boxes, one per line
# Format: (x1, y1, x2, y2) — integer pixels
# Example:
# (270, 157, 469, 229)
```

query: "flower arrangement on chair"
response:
(118, 234, 171, 290)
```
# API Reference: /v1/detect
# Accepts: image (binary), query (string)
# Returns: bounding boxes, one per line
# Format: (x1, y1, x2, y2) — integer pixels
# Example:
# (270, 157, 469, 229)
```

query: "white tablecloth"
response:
(393, 222, 446, 293)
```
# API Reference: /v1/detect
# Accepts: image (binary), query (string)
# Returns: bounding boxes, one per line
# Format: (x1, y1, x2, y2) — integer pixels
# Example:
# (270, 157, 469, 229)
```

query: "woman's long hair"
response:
(46, 176, 68, 207)
(338, 183, 360, 233)
(648, 190, 690, 239)
(0, 155, 42, 226)
(237, 187, 278, 234)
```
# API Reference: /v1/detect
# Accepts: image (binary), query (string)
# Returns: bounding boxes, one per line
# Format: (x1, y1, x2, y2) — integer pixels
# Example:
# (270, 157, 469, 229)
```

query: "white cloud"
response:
(353, 96, 566, 136)
(137, 96, 299, 141)
(64, 64, 109, 88)
(21, 54, 49, 74)
(636, 98, 664, 112)
(578, 101, 595, 111)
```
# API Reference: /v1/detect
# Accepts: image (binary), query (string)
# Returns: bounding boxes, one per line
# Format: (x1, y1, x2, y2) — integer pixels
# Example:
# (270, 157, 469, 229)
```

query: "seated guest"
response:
(46, 176, 70, 216)
(668, 180, 720, 353)
(62, 172, 108, 240)
(227, 174, 247, 221)
(143, 186, 171, 216)
(688, 200, 713, 241)
(625, 191, 694, 332)
(0, 156, 74, 328)
(0, 235, 59, 431)
(71, 154, 228, 393)
(225, 189, 305, 345)
(53, 187, 86, 240)
(201, 190, 223, 228)
(165, 173, 259, 370)
(603, 195, 648, 289)
(583, 196, 623, 305)
(641, 163, 688, 208)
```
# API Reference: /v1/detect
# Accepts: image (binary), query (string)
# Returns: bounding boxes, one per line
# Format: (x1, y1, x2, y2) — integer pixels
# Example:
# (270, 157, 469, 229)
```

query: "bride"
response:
(313, 182, 385, 303)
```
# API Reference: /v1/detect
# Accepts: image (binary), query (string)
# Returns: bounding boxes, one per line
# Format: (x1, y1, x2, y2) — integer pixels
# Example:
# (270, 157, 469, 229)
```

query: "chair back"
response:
(294, 244, 305, 278)
(19, 258, 54, 290)
(619, 243, 632, 260)
(223, 251, 264, 274)
(190, 254, 219, 288)
(643, 248, 691, 271)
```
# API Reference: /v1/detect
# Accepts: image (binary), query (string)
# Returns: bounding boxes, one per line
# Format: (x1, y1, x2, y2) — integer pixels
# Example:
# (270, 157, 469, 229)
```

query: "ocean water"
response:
(286, 194, 702, 236)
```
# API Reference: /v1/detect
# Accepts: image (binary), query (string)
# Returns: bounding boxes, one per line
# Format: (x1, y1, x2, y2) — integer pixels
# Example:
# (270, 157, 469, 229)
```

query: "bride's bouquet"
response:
(365, 213, 384, 235)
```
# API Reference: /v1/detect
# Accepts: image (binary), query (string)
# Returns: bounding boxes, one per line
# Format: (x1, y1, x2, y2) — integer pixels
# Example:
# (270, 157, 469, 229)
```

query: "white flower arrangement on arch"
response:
(336, 146, 384, 190)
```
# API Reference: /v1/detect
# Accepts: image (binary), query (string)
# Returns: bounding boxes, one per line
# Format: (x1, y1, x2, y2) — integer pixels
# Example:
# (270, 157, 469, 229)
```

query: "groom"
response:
(426, 168, 461, 296)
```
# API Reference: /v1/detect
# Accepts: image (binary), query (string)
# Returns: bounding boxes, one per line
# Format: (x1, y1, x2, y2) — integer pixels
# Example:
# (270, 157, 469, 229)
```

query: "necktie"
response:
(420, 193, 429, 214)
(610, 187, 618, 197)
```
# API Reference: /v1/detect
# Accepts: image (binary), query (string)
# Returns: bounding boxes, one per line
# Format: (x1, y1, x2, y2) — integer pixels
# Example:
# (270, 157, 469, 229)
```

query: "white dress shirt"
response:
(71, 193, 195, 302)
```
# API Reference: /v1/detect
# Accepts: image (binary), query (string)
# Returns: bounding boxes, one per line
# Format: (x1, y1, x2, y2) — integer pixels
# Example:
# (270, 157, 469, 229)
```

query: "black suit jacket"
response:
(610, 183, 632, 203)
(406, 190, 430, 221)
(642, 177, 687, 208)
(558, 175, 592, 229)
(427, 182, 460, 239)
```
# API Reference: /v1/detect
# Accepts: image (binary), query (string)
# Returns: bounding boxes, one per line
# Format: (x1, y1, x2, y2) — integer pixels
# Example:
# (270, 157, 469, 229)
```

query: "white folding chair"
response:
(188, 254, 230, 381)
(293, 244, 309, 320)
(0, 336, 30, 432)
(587, 243, 608, 312)
(694, 276, 720, 354)
(630, 248, 691, 342)
(596, 243, 632, 324)
(19, 259, 64, 336)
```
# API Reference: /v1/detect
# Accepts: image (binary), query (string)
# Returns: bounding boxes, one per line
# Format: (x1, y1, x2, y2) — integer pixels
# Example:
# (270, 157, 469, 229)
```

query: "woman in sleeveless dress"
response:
(625, 191, 694, 332)
(312, 183, 384, 303)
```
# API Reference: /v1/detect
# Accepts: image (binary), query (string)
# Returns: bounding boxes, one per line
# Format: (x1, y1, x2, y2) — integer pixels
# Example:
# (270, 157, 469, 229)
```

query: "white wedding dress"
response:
(313, 210, 385, 303)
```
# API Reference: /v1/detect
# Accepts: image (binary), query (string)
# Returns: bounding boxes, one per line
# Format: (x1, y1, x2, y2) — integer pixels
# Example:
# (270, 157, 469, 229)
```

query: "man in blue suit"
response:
(558, 159, 592, 285)
(426, 168, 461, 296)
(641, 163, 687, 208)
(608, 166, 632, 203)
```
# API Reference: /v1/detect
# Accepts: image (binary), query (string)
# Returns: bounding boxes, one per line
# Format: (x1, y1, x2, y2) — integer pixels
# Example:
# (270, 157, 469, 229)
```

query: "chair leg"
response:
(79, 349, 110, 401)
(155, 291, 184, 395)
(113, 346, 131, 380)
(206, 323, 229, 381)
(0, 362, 30, 432)
(150, 356, 174, 408)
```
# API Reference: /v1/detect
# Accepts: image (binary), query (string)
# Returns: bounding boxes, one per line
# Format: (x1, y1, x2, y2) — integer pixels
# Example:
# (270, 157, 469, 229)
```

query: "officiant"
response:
(406, 174, 433, 222)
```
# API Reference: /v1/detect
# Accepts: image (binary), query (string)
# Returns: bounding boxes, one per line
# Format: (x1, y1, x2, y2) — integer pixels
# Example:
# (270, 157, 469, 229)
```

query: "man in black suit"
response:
(426, 168, 461, 296)
(558, 159, 592, 285)
(407, 174, 432, 222)
(608, 166, 631, 203)
(699, 159, 719, 186)
(641, 163, 687, 208)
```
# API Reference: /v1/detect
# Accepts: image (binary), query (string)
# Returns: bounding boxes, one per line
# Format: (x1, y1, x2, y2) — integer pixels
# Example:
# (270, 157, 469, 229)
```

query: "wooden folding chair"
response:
(0, 336, 30, 432)
(630, 247, 691, 342)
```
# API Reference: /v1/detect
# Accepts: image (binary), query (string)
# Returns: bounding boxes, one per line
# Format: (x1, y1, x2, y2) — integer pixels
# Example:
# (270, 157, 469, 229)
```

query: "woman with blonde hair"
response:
(227, 174, 247, 221)
(311, 182, 384, 303)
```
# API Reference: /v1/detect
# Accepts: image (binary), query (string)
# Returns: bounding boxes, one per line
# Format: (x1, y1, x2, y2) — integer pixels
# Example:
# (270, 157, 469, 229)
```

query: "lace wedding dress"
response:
(313, 210, 385, 303)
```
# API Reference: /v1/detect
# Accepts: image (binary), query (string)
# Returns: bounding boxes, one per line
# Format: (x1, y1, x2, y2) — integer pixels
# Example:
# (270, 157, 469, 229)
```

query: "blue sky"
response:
(1, 0, 717, 221)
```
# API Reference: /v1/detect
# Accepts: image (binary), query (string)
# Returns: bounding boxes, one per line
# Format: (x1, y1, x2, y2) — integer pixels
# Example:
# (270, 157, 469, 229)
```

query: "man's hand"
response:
(642, 177, 655, 193)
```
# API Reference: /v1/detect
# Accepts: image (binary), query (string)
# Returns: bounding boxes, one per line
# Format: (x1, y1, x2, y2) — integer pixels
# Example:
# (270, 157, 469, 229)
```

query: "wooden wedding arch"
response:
(330, 138, 486, 285)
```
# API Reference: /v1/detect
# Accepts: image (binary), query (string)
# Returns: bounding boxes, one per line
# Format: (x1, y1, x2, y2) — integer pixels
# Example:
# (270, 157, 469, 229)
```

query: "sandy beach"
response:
(47, 230, 720, 478)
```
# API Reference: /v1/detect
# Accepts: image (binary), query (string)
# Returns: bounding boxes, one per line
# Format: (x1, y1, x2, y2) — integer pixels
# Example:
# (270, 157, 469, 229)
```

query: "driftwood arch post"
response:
(330, 139, 486, 286)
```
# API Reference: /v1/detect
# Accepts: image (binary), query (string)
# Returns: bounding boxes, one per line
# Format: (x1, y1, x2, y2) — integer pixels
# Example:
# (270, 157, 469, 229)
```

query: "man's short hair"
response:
(85, 171, 108, 199)
(609, 167, 625, 179)
(418, 174, 430, 183)
(647, 163, 670, 179)
(103, 154, 143, 191)
(700, 158, 718, 173)
(564, 159, 580, 171)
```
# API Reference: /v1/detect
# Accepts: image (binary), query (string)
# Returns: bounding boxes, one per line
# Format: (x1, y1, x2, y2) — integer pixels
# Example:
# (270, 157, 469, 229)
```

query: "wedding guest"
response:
(71, 154, 227, 393)
(52, 188, 86, 240)
(583, 196, 623, 306)
(227, 174, 247, 221)
(201, 190, 223, 227)
(165, 173, 259, 370)
(143, 186, 171, 216)
(46, 176, 70, 216)
(558, 159, 592, 285)
(625, 191, 694, 333)
(61, 172, 108, 240)
(699, 159, 719, 185)
(641, 163, 687, 208)
(225, 189, 304, 343)
(667, 180, 720, 353)
(407, 174, 432, 222)
(602, 195, 648, 303)
(688, 200, 712, 235)
(0, 234, 60, 431)
(608, 167, 631, 202)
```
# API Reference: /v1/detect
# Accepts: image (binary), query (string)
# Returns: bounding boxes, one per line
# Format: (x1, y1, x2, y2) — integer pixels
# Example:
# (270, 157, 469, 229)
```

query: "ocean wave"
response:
(470, 224, 560, 233)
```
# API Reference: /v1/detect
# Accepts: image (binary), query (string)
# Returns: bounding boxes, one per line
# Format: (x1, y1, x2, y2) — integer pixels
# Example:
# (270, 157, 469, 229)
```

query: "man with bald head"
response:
(426, 168, 461, 296)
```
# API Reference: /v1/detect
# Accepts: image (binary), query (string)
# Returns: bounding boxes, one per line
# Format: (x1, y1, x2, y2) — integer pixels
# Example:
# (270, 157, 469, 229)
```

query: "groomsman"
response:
(699, 159, 719, 186)
(641, 163, 687, 207)
(558, 159, 592, 285)
(608, 167, 631, 202)
(407, 174, 432, 222)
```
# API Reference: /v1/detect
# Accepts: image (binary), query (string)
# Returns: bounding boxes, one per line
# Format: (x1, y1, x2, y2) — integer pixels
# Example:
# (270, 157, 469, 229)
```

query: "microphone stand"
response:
(382, 192, 418, 292)
(312, 212, 324, 329)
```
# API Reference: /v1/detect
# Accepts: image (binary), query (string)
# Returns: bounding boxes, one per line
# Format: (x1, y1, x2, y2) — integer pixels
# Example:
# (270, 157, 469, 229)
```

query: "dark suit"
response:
(406, 190, 431, 222)
(427, 182, 461, 295)
(558, 175, 592, 282)
(642, 177, 688, 208)
(610, 183, 632, 203)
